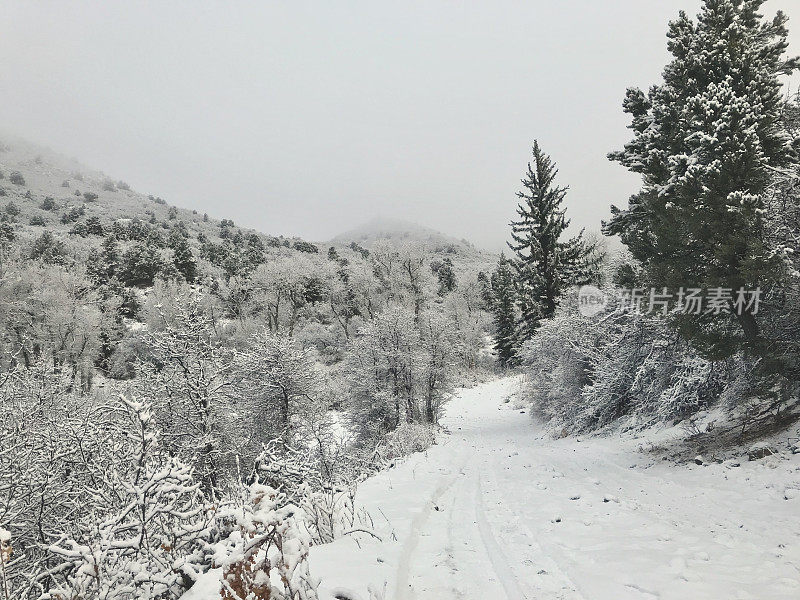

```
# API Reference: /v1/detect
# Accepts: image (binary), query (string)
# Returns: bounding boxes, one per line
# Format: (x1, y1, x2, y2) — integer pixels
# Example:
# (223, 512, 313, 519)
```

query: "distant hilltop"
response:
(330, 216, 474, 250)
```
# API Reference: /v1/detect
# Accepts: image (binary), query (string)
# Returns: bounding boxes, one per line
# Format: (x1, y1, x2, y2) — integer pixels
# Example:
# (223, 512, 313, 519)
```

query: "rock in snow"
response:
(748, 442, 776, 461)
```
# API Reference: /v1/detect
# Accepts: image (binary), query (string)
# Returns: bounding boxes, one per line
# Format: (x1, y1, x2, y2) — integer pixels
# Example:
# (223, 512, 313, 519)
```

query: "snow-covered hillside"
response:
(300, 376, 800, 600)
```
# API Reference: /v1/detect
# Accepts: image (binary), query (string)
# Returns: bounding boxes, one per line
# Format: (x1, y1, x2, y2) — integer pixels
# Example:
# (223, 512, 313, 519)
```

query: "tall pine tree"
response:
(509, 141, 596, 342)
(604, 0, 799, 357)
(490, 254, 518, 367)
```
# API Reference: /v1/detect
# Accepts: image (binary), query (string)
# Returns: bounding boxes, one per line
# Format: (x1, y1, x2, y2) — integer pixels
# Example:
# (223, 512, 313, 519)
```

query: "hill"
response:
(0, 134, 501, 287)
(331, 217, 471, 249)
(0, 134, 324, 280)
(330, 217, 498, 278)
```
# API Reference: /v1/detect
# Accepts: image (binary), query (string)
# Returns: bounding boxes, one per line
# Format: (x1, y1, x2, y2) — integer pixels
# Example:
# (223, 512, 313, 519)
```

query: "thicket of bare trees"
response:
(0, 233, 492, 599)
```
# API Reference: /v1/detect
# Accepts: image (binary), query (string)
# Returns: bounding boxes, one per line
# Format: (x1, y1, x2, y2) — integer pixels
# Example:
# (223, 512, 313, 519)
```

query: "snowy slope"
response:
(308, 376, 800, 600)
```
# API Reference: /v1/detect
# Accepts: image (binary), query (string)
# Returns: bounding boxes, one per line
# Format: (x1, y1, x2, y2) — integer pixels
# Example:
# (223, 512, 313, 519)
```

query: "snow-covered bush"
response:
(344, 305, 459, 444)
(250, 439, 372, 547)
(376, 422, 437, 462)
(136, 290, 243, 496)
(45, 396, 210, 600)
(298, 485, 366, 547)
(252, 440, 320, 498)
(238, 330, 321, 438)
(521, 287, 739, 433)
(210, 484, 319, 600)
(519, 289, 600, 426)
(1, 528, 11, 600)
(0, 363, 113, 598)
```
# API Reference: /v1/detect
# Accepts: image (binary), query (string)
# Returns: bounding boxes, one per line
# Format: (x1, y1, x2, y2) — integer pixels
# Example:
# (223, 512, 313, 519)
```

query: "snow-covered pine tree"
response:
(432, 258, 457, 296)
(604, 0, 799, 358)
(171, 234, 197, 283)
(765, 95, 800, 376)
(490, 254, 518, 367)
(509, 141, 596, 343)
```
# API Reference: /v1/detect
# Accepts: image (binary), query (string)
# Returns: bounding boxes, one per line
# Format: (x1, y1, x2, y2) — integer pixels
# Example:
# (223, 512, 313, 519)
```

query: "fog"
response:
(2, 1, 798, 250)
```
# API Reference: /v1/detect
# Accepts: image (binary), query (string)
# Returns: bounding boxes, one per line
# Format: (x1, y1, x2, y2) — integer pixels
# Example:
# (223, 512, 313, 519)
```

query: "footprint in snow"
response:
(625, 583, 659, 599)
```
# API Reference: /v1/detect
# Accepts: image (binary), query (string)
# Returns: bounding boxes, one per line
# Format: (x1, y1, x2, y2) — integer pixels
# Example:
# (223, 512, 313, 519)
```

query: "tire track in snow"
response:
(393, 463, 467, 600)
(474, 470, 530, 600)
(394, 452, 524, 600)
(483, 453, 586, 600)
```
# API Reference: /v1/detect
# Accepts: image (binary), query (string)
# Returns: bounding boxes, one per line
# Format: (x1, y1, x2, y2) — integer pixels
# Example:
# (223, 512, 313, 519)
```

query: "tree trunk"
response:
(734, 308, 761, 351)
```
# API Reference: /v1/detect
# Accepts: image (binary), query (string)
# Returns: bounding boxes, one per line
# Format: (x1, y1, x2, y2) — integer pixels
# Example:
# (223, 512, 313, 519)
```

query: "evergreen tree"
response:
(0, 221, 14, 254)
(171, 235, 197, 283)
(509, 141, 596, 342)
(87, 235, 121, 285)
(85, 216, 104, 236)
(477, 271, 493, 310)
(119, 242, 163, 287)
(490, 255, 518, 367)
(604, 0, 799, 357)
(432, 257, 457, 296)
(30, 231, 69, 266)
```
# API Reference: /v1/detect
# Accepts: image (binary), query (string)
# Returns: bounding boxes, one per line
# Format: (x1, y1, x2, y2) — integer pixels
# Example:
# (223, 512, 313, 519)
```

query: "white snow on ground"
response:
(308, 375, 800, 600)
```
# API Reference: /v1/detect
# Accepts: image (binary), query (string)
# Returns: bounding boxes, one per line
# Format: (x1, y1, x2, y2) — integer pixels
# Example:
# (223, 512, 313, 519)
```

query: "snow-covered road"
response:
(311, 376, 800, 600)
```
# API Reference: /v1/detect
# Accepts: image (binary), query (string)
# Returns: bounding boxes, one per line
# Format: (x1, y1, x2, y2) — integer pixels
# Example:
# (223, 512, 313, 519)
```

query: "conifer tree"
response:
(604, 0, 799, 356)
(477, 271, 493, 310)
(432, 257, 457, 296)
(87, 235, 120, 285)
(172, 235, 197, 282)
(509, 141, 596, 342)
(490, 254, 518, 367)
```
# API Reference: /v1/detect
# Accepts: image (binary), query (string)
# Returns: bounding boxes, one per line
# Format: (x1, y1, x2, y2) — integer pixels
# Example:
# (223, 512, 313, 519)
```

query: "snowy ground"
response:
(309, 376, 800, 600)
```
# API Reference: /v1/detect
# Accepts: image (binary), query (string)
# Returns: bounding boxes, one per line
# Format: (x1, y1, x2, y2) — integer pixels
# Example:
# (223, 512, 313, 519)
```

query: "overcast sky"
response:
(2, 1, 799, 251)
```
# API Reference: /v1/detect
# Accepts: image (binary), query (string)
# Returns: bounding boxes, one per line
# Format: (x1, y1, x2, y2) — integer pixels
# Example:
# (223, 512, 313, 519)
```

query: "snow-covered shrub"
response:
(439, 282, 491, 370)
(519, 289, 600, 426)
(375, 422, 437, 462)
(634, 352, 731, 425)
(45, 396, 210, 600)
(345, 307, 424, 436)
(0, 363, 114, 599)
(1, 528, 11, 600)
(252, 440, 320, 498)
(238, 330, 321, 438)
(251, 439, 372, 547)
(344, 305, 459, 444)
(298, 485, 363, 546)
(521, 287, 738, 433)
(417, 309, 460, 422)
(210, 484, 318, 600)
(136, 290, 243, 496)
(577, 311, 675, 430)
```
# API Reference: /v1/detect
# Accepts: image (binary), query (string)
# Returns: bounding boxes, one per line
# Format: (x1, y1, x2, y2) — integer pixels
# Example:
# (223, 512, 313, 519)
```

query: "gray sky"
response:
(2, 1, 799, 251)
